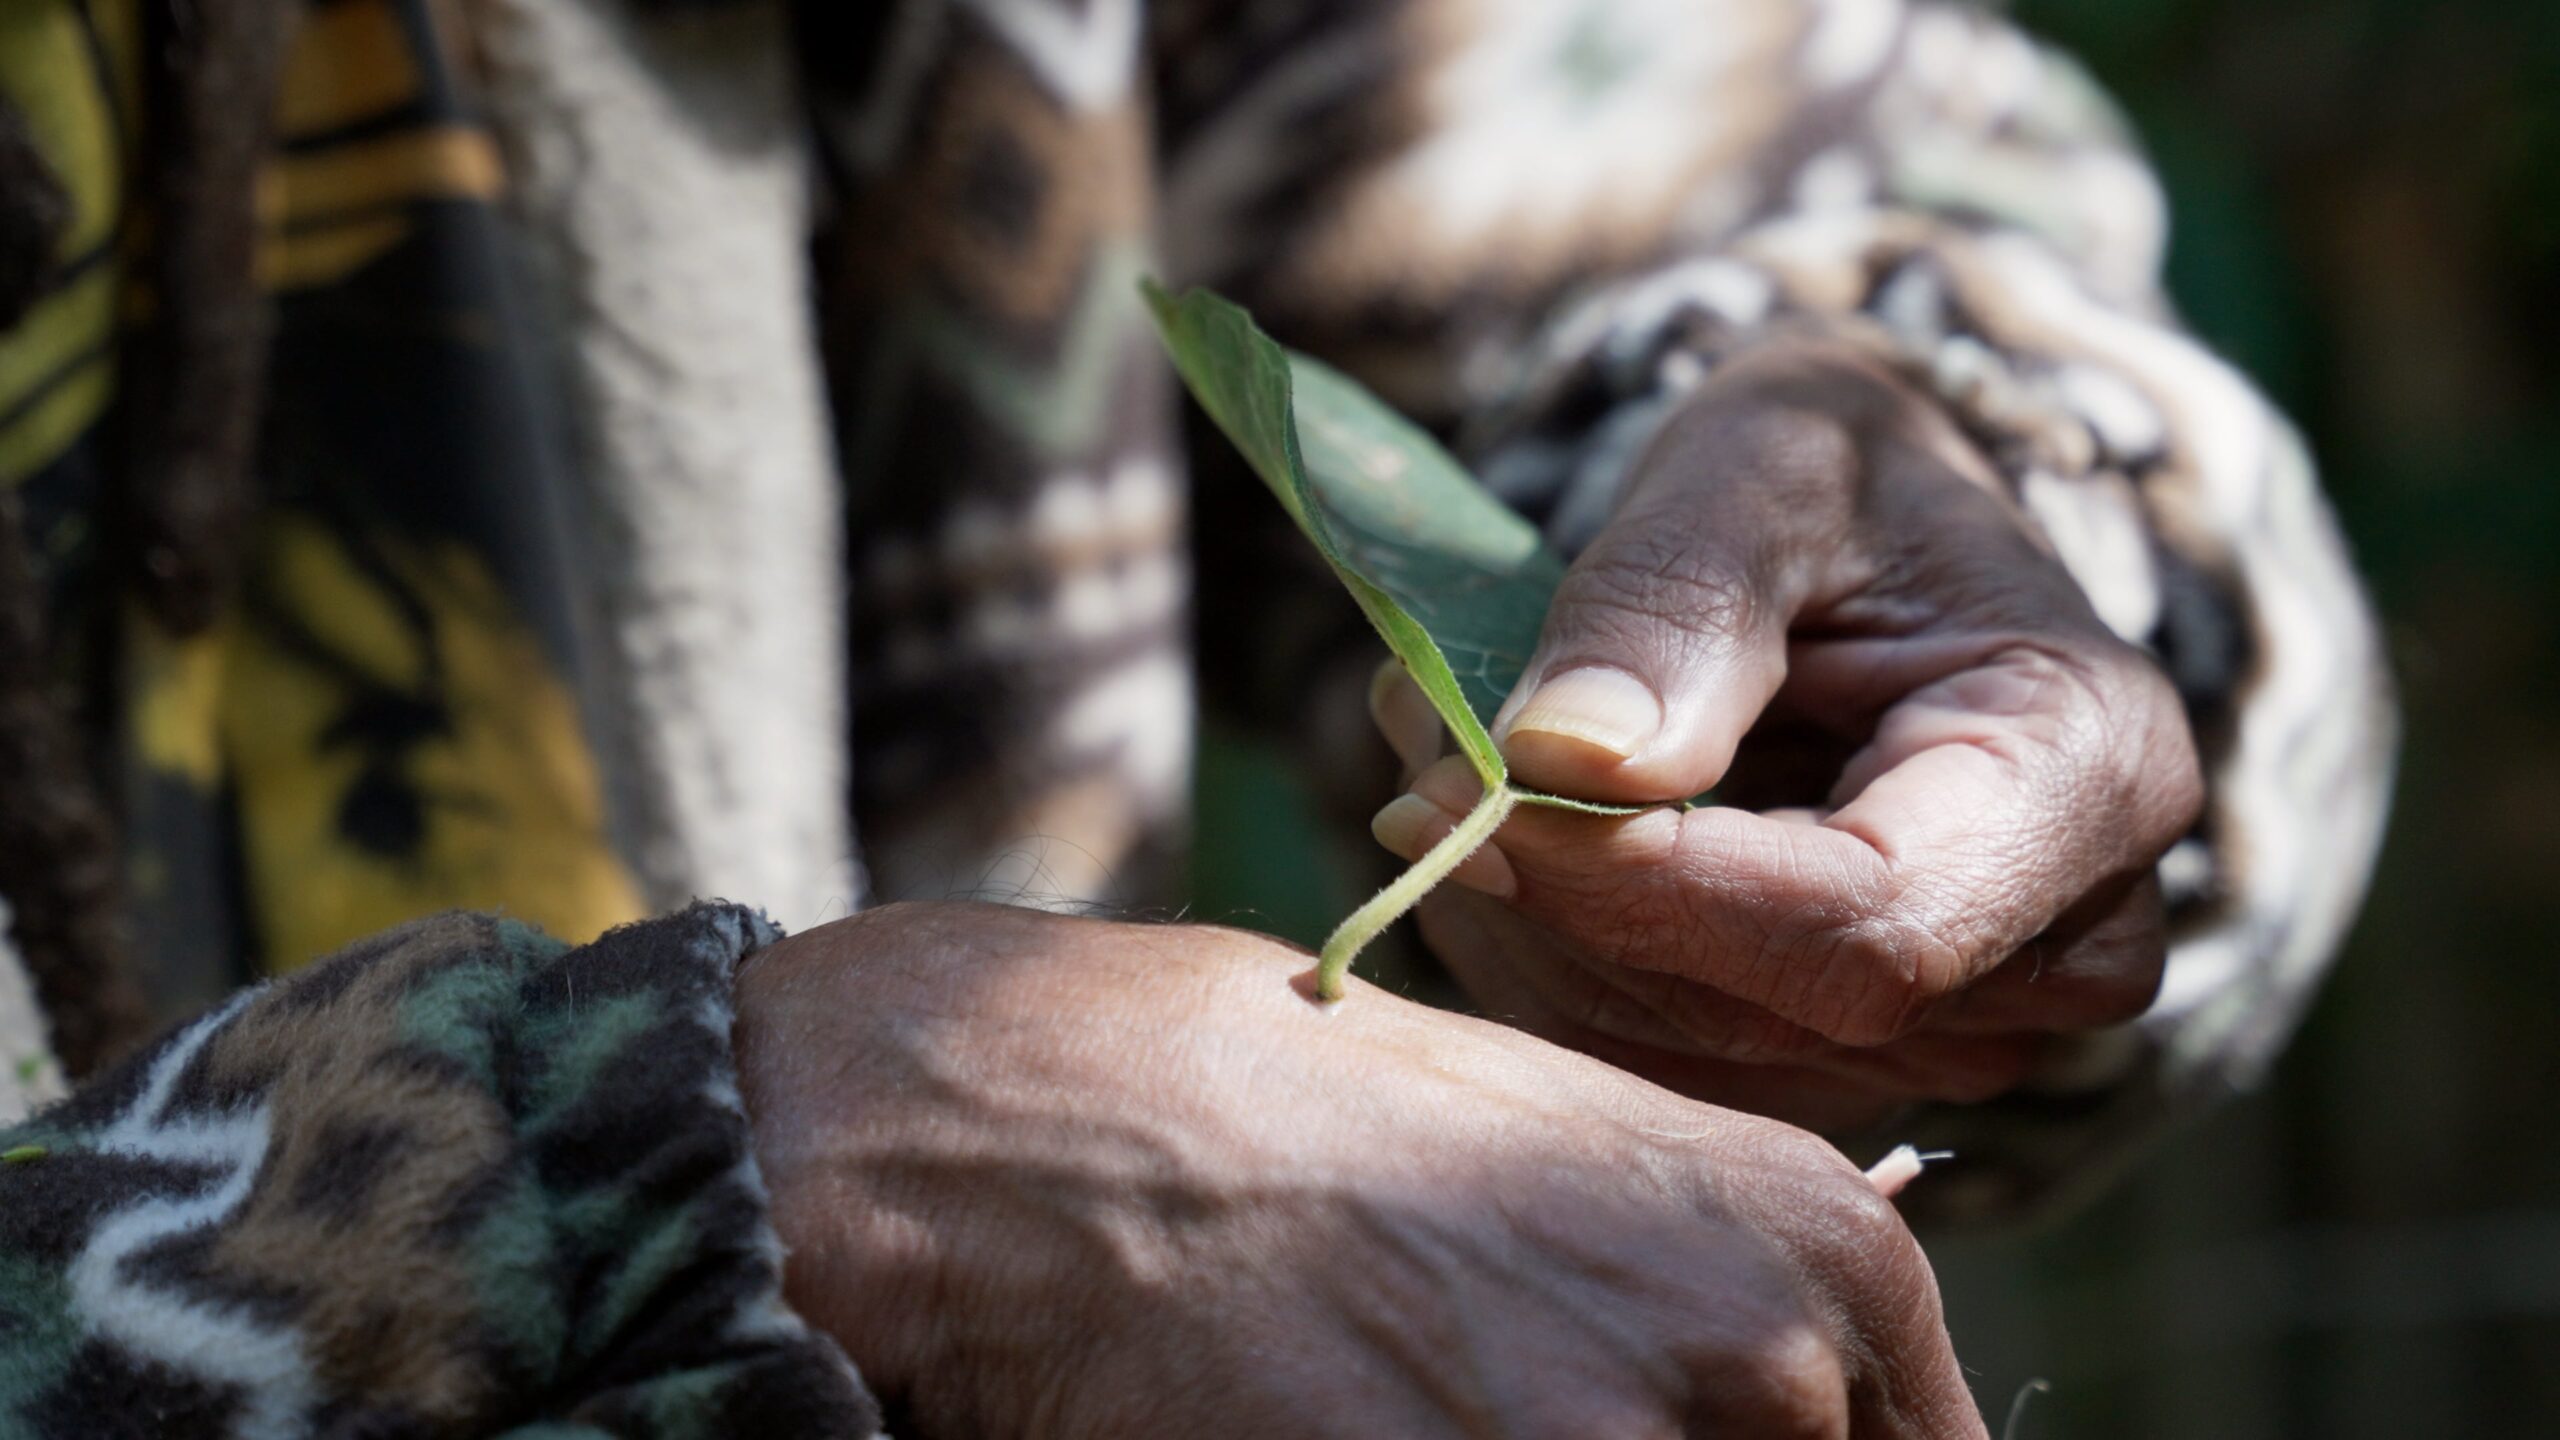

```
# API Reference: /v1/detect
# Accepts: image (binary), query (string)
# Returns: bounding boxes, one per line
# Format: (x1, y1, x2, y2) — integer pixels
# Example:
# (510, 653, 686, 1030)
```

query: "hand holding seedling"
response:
(1373, 340, 2203, 1126)
(740, 904, 1989, 1439)
(1148, 285, 2198, 1127)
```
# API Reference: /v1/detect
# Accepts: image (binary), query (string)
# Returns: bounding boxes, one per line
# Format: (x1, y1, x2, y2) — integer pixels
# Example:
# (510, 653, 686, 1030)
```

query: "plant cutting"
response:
(1145, 282, 1653, 1000)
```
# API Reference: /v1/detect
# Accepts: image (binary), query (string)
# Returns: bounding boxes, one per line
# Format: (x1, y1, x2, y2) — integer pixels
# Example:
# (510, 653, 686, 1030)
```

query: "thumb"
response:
(1493, 422, 1842, 803)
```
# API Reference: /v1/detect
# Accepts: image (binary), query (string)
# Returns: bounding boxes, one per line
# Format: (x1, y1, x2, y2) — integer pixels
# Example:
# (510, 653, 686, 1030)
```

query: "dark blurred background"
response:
(1935, 1, 2560, 1433)
(1198, 1, 2560, 1433)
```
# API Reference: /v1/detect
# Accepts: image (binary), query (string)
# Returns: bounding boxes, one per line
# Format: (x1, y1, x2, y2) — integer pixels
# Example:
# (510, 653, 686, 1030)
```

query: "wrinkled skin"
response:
(1369, 341, 2203, 1131)
(738, 902, 1990, 1439)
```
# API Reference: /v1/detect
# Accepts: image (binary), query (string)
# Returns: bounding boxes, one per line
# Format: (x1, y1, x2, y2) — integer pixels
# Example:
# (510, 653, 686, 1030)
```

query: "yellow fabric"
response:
(206, 519, 643, 972)
(260, 126, 504, 227)
(260, 5, 503, 294)
(275, 0, 420, 138)
(0, 0, 132, 486)
(130, 617, 227, 790)
(257, 126, 503, 291)
(2, 0, 649, 976)
(0, 1, 121, 257)
(0, 345, 110, 482)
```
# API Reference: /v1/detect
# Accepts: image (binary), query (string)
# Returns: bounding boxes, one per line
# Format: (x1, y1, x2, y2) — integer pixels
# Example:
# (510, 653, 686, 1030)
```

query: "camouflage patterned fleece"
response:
(0, 903, 878, 1437)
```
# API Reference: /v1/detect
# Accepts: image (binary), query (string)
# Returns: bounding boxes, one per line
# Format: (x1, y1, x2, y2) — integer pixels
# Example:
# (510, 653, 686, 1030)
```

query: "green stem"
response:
(1314, 782, 1522, 1001)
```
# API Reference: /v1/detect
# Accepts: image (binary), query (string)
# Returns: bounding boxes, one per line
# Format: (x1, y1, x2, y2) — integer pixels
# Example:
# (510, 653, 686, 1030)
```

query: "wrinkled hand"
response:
(737, 902, 1988, 1439)
(1369, 340, 2202, 1130)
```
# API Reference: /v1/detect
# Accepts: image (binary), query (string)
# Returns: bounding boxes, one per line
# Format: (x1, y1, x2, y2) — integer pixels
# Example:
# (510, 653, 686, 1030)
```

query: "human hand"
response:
(1369, 340, 2201, 1130)
(735, 902, 1989, 1438)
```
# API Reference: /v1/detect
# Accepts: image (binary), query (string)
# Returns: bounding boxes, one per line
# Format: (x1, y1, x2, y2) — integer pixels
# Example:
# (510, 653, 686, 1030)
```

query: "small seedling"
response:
(1146, 283, 1649, 999)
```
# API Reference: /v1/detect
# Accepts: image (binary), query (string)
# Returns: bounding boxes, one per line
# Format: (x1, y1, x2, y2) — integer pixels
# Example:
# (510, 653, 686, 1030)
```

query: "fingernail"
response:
(1368, 795, 1518, 899)
(1862, 1145, 1955, 1199)
(1864, 1144, 1924, 1198)
(1368, 794, 1441, 857)
(1367, 660, 1441, 770)
(1367, 658, 1405, 719)
(1503, 665, 1662, 761)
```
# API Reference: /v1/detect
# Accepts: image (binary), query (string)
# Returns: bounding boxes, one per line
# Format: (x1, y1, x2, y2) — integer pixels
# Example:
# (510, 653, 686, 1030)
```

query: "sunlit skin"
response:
(1371, 340, 2203, 1132)
(721, 342, 2193, 1437)
(738, 902, 1991, 1440)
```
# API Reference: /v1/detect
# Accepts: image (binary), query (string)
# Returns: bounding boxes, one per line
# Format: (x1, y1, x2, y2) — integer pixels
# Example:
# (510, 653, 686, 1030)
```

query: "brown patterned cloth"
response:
(0, 2, 2393, 1427)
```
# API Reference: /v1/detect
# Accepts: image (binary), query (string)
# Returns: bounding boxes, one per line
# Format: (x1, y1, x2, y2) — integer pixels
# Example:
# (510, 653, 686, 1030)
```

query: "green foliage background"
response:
(1199, 1, 2560, 1431)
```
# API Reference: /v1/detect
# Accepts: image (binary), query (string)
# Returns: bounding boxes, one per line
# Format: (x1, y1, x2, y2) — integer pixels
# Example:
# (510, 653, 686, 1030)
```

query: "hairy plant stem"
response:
(1315, 781, 1521, 1001)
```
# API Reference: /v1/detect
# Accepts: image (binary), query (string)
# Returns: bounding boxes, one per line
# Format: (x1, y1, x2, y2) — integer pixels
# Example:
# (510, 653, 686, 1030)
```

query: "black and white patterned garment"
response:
(1156, 0, 2393, 1215)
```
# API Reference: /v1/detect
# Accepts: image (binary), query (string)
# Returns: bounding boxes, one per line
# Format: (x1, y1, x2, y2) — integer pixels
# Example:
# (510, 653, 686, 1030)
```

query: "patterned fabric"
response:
(807, 0, 1194, 909)
(0, 2, 2393, 1429)
(2, 0, 645, 1018)
(0, 898, 67, 1122)
(0, 902, 879, 1437)
(468, 0, 860, 931)
(1151, 0, 2391, 1215)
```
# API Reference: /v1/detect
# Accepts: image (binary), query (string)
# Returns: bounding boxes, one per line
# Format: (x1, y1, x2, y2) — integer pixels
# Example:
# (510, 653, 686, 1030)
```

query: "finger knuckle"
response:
(2077, 640, 2207, 843)
(1714, 1322, 1852, 1439)
(1710, 400, 1862, 493)
(1820, 1161, 1908, 1239)
(2145, 687, 2208, 833)
(1795, 1166, 1926, 1287)
(1765, 1122, 1868, 1188)
(2015, 878, 2172, 1027)
(2069, 937, 2168, 1026)
(1777, 910, 1961, 1046)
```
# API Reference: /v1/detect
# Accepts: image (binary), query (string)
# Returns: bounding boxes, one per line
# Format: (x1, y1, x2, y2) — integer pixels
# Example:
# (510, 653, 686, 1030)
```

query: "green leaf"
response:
(1144, 281, 1644, 997)
(2, 1145, 45, 1165)
(1144, 282, 1564, 787)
